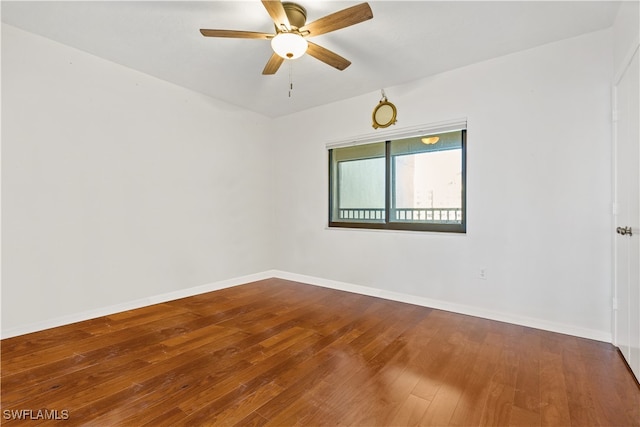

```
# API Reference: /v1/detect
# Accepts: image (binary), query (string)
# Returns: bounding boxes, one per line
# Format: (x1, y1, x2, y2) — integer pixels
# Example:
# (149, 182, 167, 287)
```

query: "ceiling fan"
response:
(200, 0, 373, 75)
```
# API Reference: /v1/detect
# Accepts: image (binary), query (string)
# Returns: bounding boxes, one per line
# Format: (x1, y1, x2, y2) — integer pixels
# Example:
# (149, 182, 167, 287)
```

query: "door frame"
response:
(612, 41, 639, 349)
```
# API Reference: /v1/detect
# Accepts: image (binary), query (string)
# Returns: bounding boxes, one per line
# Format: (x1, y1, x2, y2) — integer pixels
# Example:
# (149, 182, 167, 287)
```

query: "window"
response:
(329, 128, 466, 232)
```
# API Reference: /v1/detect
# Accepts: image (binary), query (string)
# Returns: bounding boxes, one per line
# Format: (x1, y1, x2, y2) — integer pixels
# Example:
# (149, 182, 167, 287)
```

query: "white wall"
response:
(273, 29, 614, 340)
(1, 23, 620, 342)
(613, 0, 640, 78)
(1, 25, 275, 332)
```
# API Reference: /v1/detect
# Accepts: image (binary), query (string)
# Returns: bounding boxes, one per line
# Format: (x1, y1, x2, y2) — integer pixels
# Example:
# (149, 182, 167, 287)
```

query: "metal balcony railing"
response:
(338, 208, 462, 223)
(338, 208, 385, 221)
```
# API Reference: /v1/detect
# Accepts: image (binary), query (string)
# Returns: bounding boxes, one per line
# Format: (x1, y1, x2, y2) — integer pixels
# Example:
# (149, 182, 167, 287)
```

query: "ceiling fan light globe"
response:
(271, 33, 308, 60)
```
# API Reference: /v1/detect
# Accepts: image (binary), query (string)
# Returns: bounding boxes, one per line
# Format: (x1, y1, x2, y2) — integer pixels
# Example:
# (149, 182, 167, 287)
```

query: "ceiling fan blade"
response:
(300, 3, 373, 37)
(306, 42, 351, 71)
(261, 0, 291, 31)
(262, 52, 285, 75)
(200, 29, 272, 39)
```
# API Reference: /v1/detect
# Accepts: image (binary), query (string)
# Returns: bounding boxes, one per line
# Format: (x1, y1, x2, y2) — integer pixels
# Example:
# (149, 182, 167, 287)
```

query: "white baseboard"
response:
(271, 270, 613, 343)
(0, 271, 276, 339)
(2, 269, 612, 344)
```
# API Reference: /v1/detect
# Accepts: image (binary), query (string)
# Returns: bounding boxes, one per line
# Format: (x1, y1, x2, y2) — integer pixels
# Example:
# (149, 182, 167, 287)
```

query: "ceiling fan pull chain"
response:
(289, 61, 294, 98)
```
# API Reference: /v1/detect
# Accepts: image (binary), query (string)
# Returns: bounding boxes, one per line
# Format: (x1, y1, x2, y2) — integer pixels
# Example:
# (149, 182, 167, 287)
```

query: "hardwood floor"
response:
(1, 278, 639, 426)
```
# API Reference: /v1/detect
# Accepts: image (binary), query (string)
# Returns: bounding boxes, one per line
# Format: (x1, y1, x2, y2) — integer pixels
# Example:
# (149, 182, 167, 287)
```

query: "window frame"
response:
(328, 129, 466, 233)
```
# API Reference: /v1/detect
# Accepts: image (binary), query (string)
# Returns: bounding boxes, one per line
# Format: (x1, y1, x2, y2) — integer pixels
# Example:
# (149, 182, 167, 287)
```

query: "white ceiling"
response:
(1, 1, 621, 117)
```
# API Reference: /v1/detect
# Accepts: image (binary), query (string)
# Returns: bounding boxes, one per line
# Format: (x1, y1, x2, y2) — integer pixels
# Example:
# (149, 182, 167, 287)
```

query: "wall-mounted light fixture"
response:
(421, 136, 440, 145)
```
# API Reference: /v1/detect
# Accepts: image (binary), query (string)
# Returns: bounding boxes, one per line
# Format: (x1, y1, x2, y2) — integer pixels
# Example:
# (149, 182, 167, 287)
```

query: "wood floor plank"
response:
(390, 392, 432, 426)
(64, 351, 253, 424)
(1, 329, 93, 360)
(175, 328, 323, 416)
(2, 279, 638, 426)
(140, 407, 189, 427)
(562, 339, 605, 426)
(477, 337, 520, 426)
(539, 350, 572, 426)
(418, 337, 475, 427)
(511, 329, 542, 420)
(509, 405, 542, 427)
(478, 380, 515, 426)
(188, 380, 285, 426)
(244, 300, 424, 425)
(257, 322, 382, 425)
(2, 357, 151, 410)
(448, 327, 501, 426)
(575, 343, 640, 425)
(1, 310, 201, 377)
(340, 311, 432, 426)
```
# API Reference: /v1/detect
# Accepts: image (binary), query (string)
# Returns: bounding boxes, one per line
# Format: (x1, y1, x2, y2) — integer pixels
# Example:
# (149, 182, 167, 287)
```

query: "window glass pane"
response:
(328, 129, 465, 232)
(330, 142, 385, 223)
(390, 131, 463, 225)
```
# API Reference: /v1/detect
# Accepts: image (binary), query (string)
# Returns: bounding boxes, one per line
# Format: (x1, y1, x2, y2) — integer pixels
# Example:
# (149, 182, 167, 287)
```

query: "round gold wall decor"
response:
(372, 100, 397, 129)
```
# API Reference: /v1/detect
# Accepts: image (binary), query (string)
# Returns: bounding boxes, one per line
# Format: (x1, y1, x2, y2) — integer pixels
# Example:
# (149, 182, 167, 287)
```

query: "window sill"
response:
(325, 223, 467, 236)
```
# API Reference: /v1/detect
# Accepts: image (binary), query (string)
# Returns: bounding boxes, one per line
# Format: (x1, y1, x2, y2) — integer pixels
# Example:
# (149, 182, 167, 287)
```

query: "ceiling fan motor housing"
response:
(281, 2, 307, 30)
